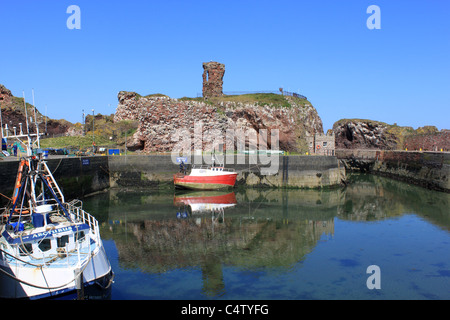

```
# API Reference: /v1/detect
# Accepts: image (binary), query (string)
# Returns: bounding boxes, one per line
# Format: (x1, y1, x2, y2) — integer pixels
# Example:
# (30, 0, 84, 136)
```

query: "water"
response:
(83, 174, 450, 300)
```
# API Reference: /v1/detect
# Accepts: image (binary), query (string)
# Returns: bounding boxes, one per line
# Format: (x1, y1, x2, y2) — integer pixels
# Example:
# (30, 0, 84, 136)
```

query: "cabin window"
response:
(75, 231, 85, 242)
(323, 142, 327, 147)
(38, 239, 52, 252)
(57, 235, 69, 248)
(19, 243, 33, 256)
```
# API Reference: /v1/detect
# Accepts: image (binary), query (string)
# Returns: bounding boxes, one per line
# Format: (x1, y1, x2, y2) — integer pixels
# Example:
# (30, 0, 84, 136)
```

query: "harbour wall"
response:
(108, 154, 346, 190)
(336, 149, 450, 192)
(0, 154, 345, 205)
(0, 156, 110, 206)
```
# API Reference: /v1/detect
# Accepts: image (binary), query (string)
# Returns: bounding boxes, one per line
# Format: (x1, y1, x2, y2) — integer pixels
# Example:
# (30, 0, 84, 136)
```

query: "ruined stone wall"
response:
(114, 91, 323, 153)
(404, 131, 450, 151)
(202, 62, 225, 98)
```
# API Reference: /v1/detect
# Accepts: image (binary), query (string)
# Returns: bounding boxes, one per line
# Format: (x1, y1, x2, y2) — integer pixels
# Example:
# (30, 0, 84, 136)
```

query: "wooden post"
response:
(76, 270, 84, 300)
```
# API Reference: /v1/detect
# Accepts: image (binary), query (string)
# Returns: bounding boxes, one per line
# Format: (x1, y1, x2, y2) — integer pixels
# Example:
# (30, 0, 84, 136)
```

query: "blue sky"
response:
(1, 0, 449, 131)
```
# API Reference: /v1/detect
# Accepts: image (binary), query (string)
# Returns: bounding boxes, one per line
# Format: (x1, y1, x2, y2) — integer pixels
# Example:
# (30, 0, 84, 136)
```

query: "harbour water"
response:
(83, 174, 449, 300)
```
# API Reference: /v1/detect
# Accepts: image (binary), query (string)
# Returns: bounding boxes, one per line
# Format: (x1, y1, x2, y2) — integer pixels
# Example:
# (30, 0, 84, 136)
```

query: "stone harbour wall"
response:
(0, 154, 345, 207)
(0, 156, 110, 206)
(108, 154, 345, 190)
(373, 150, 449, 192)
(336, 149, 450, 192)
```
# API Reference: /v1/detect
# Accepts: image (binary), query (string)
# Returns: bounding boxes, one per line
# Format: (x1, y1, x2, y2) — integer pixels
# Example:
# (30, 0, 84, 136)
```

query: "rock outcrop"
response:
(114, 92, 323, 153)
(0, 84, 73, 137)
(333, 119, 398, 150)
(0, 85, 12, 105)
(333, 119, 449, 151)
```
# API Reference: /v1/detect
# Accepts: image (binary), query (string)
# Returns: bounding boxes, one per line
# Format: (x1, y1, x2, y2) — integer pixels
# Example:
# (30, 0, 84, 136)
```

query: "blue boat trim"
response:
(2, 224, 90, 244)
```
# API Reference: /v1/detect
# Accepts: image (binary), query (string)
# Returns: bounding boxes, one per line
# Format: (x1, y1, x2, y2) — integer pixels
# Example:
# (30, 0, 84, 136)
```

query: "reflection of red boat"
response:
(174, 166, 237, 190)
(174, 191, 237, 215)
(174, 191, 237, 206)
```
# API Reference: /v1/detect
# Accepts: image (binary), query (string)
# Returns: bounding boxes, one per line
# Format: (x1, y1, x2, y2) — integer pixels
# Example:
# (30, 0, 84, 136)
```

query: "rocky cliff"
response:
(114, 92, 323, 153)
(333, 119, 399, 150)
(0, 84, 73, 137)
(333, 118, 449, 151)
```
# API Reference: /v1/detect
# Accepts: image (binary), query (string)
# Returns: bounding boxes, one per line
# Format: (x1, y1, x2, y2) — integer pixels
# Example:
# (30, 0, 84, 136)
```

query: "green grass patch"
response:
(39, 135, 113, 149)
(214, 93, 292, 108)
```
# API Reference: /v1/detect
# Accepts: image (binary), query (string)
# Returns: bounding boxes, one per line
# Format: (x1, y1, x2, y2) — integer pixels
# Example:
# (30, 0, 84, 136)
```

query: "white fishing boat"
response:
(0, 94, 113, 299)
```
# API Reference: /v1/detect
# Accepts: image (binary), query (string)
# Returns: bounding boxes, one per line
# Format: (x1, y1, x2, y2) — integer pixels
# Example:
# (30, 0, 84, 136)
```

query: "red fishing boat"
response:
(174, 166, 238, 190)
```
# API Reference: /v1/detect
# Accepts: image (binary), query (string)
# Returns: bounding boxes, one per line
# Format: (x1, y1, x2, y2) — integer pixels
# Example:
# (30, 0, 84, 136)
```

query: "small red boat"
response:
(174, 166, 238, 190)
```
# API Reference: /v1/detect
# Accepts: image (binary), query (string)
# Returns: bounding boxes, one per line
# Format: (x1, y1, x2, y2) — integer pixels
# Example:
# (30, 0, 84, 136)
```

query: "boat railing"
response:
(192, 165, 236, 172)
(1, 207, 7, 224)
(67, 201, 100, 244)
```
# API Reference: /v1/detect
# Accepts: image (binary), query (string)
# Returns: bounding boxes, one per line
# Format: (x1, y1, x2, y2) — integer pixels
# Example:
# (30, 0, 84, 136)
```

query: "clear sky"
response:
(1, 0, 449, 131)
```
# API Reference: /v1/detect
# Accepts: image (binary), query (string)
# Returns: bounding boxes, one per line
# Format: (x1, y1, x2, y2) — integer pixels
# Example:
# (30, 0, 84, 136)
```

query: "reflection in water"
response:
(84, 174, 450, 299)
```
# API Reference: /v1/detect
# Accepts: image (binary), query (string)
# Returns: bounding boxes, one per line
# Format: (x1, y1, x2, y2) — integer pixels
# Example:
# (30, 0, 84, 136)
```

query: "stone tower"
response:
(202, 61, 225, 98)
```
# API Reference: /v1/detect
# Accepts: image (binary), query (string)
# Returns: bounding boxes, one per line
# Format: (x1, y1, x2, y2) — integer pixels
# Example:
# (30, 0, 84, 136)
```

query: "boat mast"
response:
(0, 100, 3, 149)
(22, 91, 32, 156)
(32, 89, 40, 149)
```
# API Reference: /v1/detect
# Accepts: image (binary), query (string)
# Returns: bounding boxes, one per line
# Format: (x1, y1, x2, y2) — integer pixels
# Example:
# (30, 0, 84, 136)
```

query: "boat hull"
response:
(0, 243, 112, 300)
(174, 173, 237, 190)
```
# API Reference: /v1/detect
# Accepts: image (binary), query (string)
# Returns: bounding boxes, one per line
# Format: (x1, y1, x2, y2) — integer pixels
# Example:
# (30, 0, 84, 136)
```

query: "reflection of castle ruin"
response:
(114, 216, 334, 296)
(105, 188, 337, 296)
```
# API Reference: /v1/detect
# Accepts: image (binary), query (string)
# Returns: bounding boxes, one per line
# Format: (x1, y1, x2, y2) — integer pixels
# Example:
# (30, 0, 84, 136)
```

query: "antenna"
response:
(32, 89, 40, 148)
(45, 104, 48, 134)
(22, 91, 30, 134)
(22, 91, 32, 156)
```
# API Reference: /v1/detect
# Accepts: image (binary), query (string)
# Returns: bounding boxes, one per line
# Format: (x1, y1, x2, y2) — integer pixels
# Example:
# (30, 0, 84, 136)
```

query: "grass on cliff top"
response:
(180, 93, 310, 108)
(332, 118, 436, 135)
(40, 118, 138, 150)
(39, 135, 113, 149)
(332, 118, 391, 128)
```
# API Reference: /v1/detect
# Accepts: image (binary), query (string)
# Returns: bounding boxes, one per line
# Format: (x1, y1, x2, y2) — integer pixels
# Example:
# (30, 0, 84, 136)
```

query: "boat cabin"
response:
(2, 202, 92, 261)
(2, 223, 90, 261)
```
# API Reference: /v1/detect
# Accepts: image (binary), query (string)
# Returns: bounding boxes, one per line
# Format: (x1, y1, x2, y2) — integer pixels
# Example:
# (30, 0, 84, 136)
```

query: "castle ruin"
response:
(202, 61, 225, 98)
